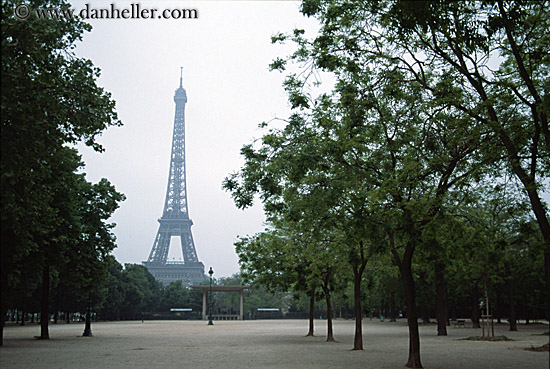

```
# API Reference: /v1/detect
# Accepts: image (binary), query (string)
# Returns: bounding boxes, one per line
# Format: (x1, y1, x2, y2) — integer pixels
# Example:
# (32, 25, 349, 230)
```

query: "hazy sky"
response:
(73, 1, 321, 277)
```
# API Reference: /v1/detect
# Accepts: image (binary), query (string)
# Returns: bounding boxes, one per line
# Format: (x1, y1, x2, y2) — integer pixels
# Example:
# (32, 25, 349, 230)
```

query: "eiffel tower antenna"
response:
(143, 70, 205, 286)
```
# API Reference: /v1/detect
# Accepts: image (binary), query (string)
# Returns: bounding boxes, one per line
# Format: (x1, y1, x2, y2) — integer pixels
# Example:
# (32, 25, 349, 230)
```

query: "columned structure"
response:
(143, 69, 205, 285)
(191, 286, 253, 320)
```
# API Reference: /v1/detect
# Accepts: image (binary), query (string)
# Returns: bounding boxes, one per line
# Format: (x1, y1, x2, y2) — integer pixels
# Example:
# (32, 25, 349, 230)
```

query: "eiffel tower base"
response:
(143, 261, 206, 286)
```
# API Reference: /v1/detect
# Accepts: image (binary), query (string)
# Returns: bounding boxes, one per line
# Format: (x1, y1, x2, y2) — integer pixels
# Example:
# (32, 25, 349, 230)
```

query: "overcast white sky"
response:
(73, 0, 321, 277)
(71, 0, 549, 279)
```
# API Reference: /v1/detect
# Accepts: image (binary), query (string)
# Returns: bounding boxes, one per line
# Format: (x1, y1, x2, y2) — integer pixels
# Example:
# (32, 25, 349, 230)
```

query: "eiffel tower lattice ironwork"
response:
(143, 69, 205, 286)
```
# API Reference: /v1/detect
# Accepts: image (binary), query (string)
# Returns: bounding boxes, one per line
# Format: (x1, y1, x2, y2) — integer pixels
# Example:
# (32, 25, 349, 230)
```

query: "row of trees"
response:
(6, 253, 545, 326)
(5, 259, 157, 324)
(1, 0, 124, 345)
(223, 1, 548, 368)
(96, 267, 298, 321)
(5, 263, 297, 324)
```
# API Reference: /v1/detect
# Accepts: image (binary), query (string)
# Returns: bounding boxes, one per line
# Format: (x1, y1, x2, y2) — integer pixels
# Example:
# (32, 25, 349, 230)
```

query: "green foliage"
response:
(1, 0, 124, 343)
(224, 0, 548, 361)
(96, 256, 125, 320)
(1, 0, 121, 272)
(120, 264, 162, 316)
(235, 230, 300, 292)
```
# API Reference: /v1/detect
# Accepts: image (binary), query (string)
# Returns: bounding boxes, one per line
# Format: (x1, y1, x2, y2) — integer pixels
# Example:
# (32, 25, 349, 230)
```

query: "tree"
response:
(461, 179, 544, 331)
(35, 147, 84, 339)
(235, 230, 300, 296)
(62, 176, 124, 337)
(120, 264, 162, 319)
(160, 281, 187, 311)
(365, 253, 404, 322)
(261, 1, 548, 366)
(17, 147, 123, 339)
(1, 0, 121, 345)
(96, 256, 125, 320)
(356, 0, 549, 304)
(228, 11, 487, 364)
(235, 227, 321, 337)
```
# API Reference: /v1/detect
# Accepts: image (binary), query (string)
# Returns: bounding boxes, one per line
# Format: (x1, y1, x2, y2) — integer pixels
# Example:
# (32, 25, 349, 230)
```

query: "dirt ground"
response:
(1, 319, 548, 369)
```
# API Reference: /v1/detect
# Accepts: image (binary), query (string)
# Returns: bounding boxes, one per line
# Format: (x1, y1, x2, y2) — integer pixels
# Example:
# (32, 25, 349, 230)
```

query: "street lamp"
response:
(208, 267, 214, 325)
(82, 293, 93, 337)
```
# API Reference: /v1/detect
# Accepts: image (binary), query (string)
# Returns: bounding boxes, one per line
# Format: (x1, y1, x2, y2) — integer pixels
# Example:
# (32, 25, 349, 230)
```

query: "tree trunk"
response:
(515, 176, 550, 326)
(40, 266, 50, 339)
(505, 262, 517, 331)
(402, 257, 422, 368)
(324, 292, 334, 342)
(435, 262, 448, 336)
(353, 269, 363, 350)
(321, 274, 334, 342)
(0, 297, 6, 346)
(449, 305, 456, 321)
(421, 305, 430, 324)
(390, 297, 397, 322)
(307, 288, 315, 337)
(471, 284, 480, 329)
(392, 242, 422, 368)
(83, 312, 93, 336)
(352, 241, 368, 350)
(495, 289, 502, 324)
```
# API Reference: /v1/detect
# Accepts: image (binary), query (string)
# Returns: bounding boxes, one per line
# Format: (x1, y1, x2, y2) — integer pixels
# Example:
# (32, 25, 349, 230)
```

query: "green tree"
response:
(340, 0, 550, 303)
(120, 264, 162, 319)
(365, 253, 404, 321)
(14, 147, 124, 339)
(259, 1, 548, 366)
(235, 230, 300, 295)
(60, 176, 124, 336)
(96, 256, 125, 320)
(161, 281, 188, 312)
(235, 227, 321, 336)
(1, 0, 120, 345)
(464, 179, 544, 331)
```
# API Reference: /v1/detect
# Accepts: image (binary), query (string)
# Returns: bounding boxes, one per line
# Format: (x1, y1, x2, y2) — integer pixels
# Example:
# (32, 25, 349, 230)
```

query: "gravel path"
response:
(1, 319, 548, 368)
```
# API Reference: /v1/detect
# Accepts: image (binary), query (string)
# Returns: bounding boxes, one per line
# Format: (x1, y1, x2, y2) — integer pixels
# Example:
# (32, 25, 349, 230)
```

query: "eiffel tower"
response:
(143, 69, 206, 286)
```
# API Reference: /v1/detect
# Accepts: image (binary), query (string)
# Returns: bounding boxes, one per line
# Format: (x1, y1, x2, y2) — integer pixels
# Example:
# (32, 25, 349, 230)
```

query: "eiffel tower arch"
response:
(143, 69, 206, 286)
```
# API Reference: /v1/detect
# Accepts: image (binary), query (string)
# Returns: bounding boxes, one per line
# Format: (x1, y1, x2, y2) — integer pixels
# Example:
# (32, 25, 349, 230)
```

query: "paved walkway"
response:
(1, 319, 548, 368)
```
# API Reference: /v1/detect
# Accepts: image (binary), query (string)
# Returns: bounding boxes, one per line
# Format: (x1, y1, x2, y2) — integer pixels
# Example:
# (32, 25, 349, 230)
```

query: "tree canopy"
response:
(224, 1, 548, 367)
(1, 0, 123, 344)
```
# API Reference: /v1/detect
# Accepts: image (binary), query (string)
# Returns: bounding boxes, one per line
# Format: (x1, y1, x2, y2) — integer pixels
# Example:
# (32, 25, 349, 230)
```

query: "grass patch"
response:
(524, 343, 549, 352)
(460, 335, 514, 342)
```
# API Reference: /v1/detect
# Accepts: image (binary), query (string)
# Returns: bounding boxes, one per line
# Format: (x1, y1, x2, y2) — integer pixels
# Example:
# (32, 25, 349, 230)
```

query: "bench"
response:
(454, 319, 465, 327)
(212, 314, 239, 320)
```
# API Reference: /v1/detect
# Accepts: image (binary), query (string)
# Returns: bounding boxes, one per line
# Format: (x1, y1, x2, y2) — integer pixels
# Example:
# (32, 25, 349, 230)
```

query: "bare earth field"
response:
(1, 319, 548, 369)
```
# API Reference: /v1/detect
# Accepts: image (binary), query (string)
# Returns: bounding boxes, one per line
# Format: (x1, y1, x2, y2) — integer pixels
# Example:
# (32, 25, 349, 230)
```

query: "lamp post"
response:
(208, 267, 214, 325)
(82, 293, 93, 337)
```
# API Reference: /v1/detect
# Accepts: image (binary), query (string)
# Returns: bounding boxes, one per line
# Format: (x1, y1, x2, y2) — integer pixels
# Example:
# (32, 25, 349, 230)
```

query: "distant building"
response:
(143, 69, 205, 286)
